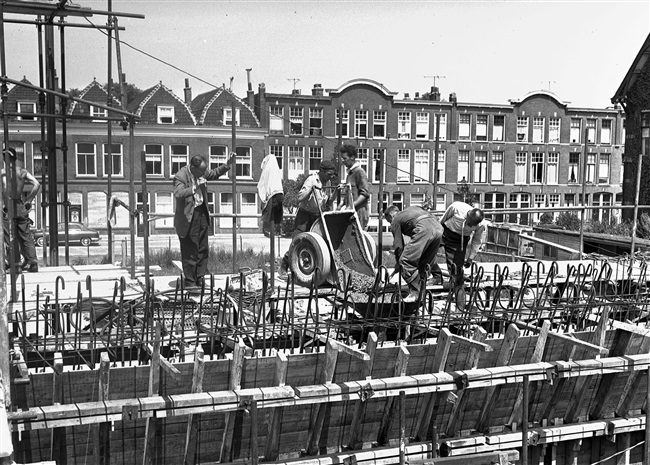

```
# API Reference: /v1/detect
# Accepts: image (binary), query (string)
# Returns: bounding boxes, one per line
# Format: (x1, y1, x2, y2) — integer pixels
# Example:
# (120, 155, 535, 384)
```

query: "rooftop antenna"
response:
(543, 80, 557, 92)
(287, 78, 301, 90)
(229, 76, 234, 90)
(424, 75, 446, 87)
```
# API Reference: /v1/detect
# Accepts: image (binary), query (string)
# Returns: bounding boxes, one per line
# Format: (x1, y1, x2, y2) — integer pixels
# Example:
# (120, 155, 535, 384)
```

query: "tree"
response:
(282, 173, 308, 214)
(555, 212, 581, 231)
(106, 82, 143, 105)
(455, 179, 477, 205)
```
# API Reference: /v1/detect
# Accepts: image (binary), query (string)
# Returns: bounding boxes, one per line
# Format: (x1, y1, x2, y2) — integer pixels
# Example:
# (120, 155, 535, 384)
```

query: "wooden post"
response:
(645, 366, 650, 465)
(399, 391, 406, 465)
(184, 346, 205, 465)
(414, 328, 453, 441)
(250, 399, 259, 465)
(306, 339, 339, 455)
(377, 344, 410, 445)
(264, 352, 289, 461)
(615, 334, 650, 417)
(93, 352, 111, 465)
(476, 323, 521, 432)
(142, 323, 162, 465)
(347, 332, 378, 450)
(220, 339, 246, 462)
(522, 374, 529, 465)
(50, 353, 66, 463)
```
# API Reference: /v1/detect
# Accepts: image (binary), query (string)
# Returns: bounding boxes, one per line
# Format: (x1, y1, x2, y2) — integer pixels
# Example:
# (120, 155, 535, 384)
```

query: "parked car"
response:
(33, 222, 101, 247)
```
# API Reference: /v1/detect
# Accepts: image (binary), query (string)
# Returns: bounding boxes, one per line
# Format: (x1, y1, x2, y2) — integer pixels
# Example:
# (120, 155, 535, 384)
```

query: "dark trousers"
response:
(399, 216, 443, 291)
(179, 206, 210, 286)
(442, 226, 470, 287)
(4, 206, 37, 267)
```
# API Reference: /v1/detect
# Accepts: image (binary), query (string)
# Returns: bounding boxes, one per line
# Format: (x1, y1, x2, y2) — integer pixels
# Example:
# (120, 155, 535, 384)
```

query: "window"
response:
(308, 146, 322, 173)
(157, 106, 174, 124)
(433, 113, 447, 141)
(493, 115, 504, 141)
(90, 106, 107, 122)
(515, 152, 527, 184)
(309, 108, 323, 136)
(549, 118, 561, 144)
(354, 110, 368, 138)
(392, 192, 404, 211)
(458, 150, 469, 182)
(32, 143, 47, 177)
(533, 194, 545, 222)
(373, 110, 386, 138)
(592, 193, 612, 222)
(414, 149, 429, 183)
(476, 115, 488, 141)
(358, 148, 369, 176)
(290, 107, 303, 135)
(270, 145, 283, 169)
(570, 119, 581, 143)
(601, 119, 612, 144)
(102, 143, 123, 177)
(270, 106, 284, 133)
(209, 145, 228, 175)
(17, 102, 36, 121)
(145, 144, 163, 176)
(516, 116, 529, 142)
(509, 193, 530, 225)
(76, 143, 96, 176)
(398, 112, 411, 139)
(288, 146, 305, 178)
(223, 107, 241, 126)
(484, 192, 506, 222)
(411, 193, 425, 207)
(586, 119, 596, 144)
(547, 153, 559, 184)
(568, 153, 579, 183)
(416, 112, 429, 139)
(235, 146, 252, 178)
(240, 192, 258, 228)
(170, 144, 188, 176)
(335, 109, 349, 137)
(531, 152, 544, 183)
(154, 192, 173, 228)
(548, 194, 560, 219)
(435, 150, 446, 184)
(533, 117, 545, 143)
(397, 149, 410, 182)
(586, 154, 596, 183)
(474, 151, 487, 183)
(565, 193, 575, 206)
(459, 114, 471, 139)
(599, 154, 610, 184)
(491, 152, 503, 183)
(219, 192, 233, 229)
(372, 148, 385, 183)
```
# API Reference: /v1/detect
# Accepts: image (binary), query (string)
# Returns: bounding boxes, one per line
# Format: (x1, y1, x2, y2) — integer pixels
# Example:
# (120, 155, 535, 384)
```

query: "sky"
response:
(4, 0, 650, 109)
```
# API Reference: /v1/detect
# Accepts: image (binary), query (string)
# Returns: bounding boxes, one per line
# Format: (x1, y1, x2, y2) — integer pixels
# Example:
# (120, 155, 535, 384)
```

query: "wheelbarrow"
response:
(288, 197, 376, 288)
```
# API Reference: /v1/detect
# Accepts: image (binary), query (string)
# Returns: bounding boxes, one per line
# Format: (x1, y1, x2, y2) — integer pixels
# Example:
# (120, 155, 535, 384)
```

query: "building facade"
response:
(2, 76, 625, 236)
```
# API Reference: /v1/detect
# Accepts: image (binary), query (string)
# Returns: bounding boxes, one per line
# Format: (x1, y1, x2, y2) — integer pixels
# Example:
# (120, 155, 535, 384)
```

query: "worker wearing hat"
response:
(280, 159, 337, 275)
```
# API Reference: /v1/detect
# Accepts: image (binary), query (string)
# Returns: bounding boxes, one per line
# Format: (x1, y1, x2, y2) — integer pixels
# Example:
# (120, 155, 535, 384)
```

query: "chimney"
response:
(415, 92, 420, 99)
(429, 86, 440, 101)
(183, 78, 192, 104)
(291, 88, 301, 96)
(246, 68, 254, 108)
(257, 83, 266, 125)
(449, 92, 457, 104)
(404, 92, 410, 99)
(312, 83, 324, 96)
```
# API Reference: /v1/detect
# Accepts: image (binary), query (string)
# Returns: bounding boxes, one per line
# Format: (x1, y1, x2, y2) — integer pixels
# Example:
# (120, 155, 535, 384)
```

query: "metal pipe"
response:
(631, 126, 646, 256)
(231, 98, 237, 273)
(106, 1, 114, 263)
(59, 20, 70, 265)
(579, 125, 589, 257)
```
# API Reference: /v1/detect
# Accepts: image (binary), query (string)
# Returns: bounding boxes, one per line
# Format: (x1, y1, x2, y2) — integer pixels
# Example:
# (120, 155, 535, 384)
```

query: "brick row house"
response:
(3, 76, 625, 235)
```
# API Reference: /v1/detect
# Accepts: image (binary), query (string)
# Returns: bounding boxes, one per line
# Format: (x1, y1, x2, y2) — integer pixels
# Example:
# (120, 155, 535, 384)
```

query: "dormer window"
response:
(223, 108, 240, 126)
(90, 105, 107, 122)
(157, 106, 174, 124)
(17, 102, 36, 121)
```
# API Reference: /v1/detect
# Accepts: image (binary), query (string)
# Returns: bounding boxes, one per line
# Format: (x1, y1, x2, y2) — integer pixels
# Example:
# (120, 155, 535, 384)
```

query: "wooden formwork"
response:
(6, 321, 650, 465)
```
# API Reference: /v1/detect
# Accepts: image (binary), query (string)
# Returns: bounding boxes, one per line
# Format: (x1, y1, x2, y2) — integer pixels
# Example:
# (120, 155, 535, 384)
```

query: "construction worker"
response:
(439, 201, 488, 287)
(338, 144, 370, 229)
(384, 205, 444, 301)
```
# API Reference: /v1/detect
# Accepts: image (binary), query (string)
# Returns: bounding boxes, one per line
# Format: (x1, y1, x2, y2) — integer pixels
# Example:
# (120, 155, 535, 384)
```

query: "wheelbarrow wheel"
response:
(289, 232, 331, 287)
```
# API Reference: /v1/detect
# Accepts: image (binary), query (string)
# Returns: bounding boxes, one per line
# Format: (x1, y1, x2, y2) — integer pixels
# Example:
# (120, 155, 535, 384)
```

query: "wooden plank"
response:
(142, 323, 162, 465)
(306, 338, 339, 455)
(377, 344, 410, 445)
(50, 352, 66, 463)
(414, 328, 453, 441)
(220, 339, 246, 462)
(446, 327, 488, 437)
(264, 351, 289, 461)
(347, 332, 378, 450)
(508, 320, 551, 426)
(476, 323, 521, 433)
(93, 352, 111, 465)
(514, 320, 608, 355)
(614, 335, 650, 417)
(565, 328, 632, 423)
(183, 345, 204, 465)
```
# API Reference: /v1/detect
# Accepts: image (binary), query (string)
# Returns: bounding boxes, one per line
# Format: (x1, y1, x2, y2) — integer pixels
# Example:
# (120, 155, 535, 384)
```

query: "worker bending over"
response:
(440, 201, 488, 287)
(384, 205, 443, 302)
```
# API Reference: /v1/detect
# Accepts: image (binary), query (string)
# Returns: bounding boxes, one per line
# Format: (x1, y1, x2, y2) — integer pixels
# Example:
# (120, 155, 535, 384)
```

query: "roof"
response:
(508, 90, 569, 107)
(191, 87, 261, 127)
(612, 32, 650, 104)
(127, 82, 197, 125)
(329, 78, 398, 97)
(68, 79, 122, 116)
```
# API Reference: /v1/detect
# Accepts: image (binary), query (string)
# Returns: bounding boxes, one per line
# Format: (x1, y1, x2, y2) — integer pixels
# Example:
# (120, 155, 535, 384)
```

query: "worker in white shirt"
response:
(439, 201, 488, 287)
